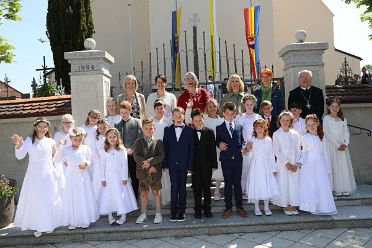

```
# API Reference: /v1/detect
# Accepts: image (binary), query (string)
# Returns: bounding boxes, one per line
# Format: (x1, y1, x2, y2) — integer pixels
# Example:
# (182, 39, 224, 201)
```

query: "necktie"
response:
(175, 125, 184, 129)
(229, 122, 234, 135)
(267, 117, 271, 127)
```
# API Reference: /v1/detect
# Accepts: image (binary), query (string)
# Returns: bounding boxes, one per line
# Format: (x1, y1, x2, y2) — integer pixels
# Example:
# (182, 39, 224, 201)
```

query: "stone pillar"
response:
(278, 30, 328, 108)
(65, 38, 115, 126)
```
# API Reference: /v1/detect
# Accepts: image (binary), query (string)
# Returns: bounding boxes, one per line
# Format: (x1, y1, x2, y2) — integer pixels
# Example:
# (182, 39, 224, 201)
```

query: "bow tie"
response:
(196, 129, 202, 133)
(175, 125, 184, 129)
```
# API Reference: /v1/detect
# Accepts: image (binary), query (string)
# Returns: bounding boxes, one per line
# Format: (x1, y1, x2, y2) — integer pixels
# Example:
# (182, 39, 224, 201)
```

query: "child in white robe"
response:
(96, 118, 109, 152)
(246, 119, 278, 216)
(54, 114, 75, 194)
(203, 99, 224, 200)
(323, 97, 356, 196)
(106, 97, 121, 127)
(272, 111, 301, 215)
(297, 114, 337, 215)
(57, 127, 99, 229)
(11, 117, 62, 237)
(81, 109, 101, 200)
(289, 102, 306, 136)
(99, 128, 138, 224)
(235, 94, 261, 199)
(151, 100, 172, 206)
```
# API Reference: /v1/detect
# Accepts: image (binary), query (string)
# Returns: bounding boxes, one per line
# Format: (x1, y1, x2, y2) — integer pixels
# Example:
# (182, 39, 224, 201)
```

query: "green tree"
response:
(363, 64, 372, 71)
(46, 0, 94, 94)
(0, 0, 21, 64)
(343, 0, 372, 39)
(34, 82, 57, 97)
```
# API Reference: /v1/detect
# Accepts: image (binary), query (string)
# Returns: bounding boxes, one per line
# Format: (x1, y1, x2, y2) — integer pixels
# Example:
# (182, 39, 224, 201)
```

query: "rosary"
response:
(300, 88, 312, 109)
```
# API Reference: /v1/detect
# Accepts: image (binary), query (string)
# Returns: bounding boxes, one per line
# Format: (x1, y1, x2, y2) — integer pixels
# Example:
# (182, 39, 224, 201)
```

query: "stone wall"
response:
(342, 103, 372, 185)
(0, 116, 62, 189)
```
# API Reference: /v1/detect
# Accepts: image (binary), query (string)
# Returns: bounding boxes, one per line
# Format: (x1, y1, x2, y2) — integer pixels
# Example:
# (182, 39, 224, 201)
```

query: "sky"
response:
(0, 0, 371, 95)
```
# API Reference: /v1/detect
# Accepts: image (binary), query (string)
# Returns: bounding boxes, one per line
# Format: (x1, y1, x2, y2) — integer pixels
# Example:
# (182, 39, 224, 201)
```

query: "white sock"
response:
(215, 180, 221, 194)
(264, 200, 270, 210)
(254, 200, 260, 210)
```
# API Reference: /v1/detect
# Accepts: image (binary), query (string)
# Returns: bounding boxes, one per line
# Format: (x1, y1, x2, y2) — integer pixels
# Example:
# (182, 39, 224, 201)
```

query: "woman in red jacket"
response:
(177, 72, 210, 114)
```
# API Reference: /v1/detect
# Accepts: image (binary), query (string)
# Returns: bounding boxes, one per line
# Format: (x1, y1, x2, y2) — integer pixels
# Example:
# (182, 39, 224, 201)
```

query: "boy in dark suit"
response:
(260, 100, 278, 137)
(163, 107, 194, 222)
(191, 108, 217, 219)
(216, 102, 248, 218)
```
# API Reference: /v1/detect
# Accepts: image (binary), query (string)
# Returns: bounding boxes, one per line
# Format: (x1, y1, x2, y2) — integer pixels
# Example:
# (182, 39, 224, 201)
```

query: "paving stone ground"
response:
(3, 228, 372, 248)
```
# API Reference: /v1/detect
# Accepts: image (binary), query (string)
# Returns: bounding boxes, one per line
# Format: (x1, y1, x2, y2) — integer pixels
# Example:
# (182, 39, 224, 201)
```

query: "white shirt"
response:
(225, 120, 234, 138)
(174, 124, 184, 141)
(146, 91, 177, 118)
(195, 128, 202, 140)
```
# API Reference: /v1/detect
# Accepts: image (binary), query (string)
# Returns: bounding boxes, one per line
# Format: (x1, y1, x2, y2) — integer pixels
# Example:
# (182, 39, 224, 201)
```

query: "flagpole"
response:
(128, 3, 134, 74)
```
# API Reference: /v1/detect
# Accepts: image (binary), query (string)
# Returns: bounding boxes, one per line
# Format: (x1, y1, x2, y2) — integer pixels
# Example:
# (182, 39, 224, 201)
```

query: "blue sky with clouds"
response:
(0, 0, 371, 95)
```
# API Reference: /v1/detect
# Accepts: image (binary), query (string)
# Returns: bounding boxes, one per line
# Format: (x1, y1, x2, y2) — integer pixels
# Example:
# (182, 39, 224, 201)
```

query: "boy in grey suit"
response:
(114, 100, 142, 199)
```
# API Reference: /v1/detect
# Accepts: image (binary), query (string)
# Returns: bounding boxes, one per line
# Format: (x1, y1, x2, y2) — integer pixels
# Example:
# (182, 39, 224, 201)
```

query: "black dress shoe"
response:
(194, 212, 202, 219)
(204, 212, 213, 218)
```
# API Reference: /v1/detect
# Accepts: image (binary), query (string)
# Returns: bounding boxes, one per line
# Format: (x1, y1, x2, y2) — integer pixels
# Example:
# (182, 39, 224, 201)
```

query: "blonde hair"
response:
(278, 111, 294, 129)
(205, 98, 220, 115)
(242, 94, 257, 104)
(106, 97, 118, 117)
(227, 74, 244, 93)
(123, 74, 138, 91)
(183, 72, 199, 87)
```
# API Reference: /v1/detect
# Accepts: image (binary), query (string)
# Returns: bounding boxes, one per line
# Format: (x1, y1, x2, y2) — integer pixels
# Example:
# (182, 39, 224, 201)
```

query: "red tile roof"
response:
(325, 85, 372, 104)
(0, 95, 71, 119)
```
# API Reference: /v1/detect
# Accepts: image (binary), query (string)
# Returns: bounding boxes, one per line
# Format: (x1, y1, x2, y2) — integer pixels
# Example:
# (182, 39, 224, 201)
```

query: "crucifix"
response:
(35, 56, 54, 85)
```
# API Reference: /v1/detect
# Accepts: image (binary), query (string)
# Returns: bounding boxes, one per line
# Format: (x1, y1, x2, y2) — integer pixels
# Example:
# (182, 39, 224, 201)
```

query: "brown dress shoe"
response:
(237, 208, 248, 218)
(223, 209, 232, 218)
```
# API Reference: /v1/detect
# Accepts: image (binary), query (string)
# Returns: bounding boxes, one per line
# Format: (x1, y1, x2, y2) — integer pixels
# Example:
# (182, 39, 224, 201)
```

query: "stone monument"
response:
(65, 38, 115, 125)
(279, 30, 328, 108)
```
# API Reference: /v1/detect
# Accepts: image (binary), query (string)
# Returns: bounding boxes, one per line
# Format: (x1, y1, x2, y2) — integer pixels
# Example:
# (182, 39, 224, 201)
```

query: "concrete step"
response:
(141, 184, 372, 215)
(1, 205, 372, 246)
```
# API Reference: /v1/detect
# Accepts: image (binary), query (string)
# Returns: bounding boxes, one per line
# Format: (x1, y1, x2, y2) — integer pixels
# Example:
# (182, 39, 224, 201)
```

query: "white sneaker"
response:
(290, 209, 299, 215)
(68, 226, 76, 230)
(342, 192, 350, 196)
(136, 213, 147, 224)
(214, 192, 221, 201)
(284, 210, 292, 215)
(264, 209, 272, 216)
(116, 215, 126, 225)
(108, 215, 116, 225)
(81, 225, 90, 229)
(154, 213, 163, 224)
(254, 209, 262, 216)
(33, 231, 42, 237)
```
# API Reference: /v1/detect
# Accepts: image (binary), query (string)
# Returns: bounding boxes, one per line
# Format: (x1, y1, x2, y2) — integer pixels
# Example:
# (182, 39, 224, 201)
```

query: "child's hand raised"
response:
(11, 134, 24, 149)
(186, 98, 193, 109)
(122, 180, 128, 185)
(101, 181, 107, 187)
(79, 162, 88, 170)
